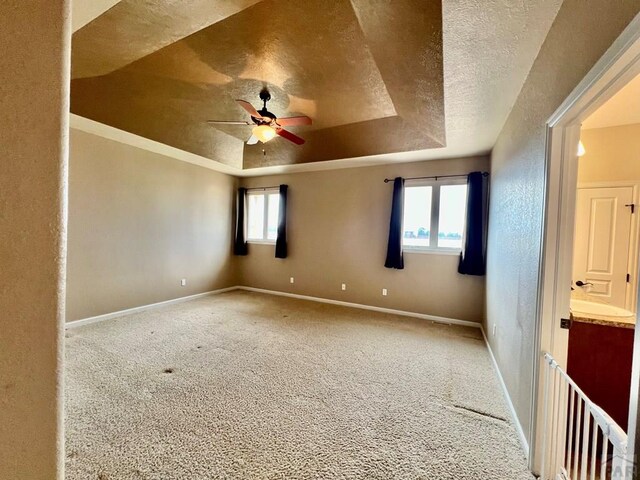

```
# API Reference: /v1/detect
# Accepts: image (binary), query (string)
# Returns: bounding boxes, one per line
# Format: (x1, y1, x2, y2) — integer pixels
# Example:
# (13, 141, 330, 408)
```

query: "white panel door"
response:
(572, 186, 633, 308)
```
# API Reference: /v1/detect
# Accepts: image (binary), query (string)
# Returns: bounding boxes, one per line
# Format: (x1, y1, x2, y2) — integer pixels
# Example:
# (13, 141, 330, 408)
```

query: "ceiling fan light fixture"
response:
(252, 125, 277, 143)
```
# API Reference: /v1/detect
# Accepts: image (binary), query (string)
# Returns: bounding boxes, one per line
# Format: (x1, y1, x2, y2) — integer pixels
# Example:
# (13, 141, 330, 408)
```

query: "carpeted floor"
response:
(65, 290, 533, 479)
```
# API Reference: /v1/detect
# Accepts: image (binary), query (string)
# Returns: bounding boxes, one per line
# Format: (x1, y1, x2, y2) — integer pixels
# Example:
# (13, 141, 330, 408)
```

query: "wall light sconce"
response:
(577, 140, 586, 157)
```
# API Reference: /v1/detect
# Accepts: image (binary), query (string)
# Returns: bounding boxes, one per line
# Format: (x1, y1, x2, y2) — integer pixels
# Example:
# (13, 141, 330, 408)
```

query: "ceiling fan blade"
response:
(276, 128, 305, 145)
(236, 99, 262, 119)
(207, 120, 251, 125)
(246, 135, 259, 145)
(276, 116, 312, 127)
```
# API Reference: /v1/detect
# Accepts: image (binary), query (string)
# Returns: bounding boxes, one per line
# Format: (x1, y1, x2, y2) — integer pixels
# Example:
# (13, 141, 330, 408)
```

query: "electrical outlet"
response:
(290, 277, 295, 284)
(492, 324, 497, 336)
(181, 278, 187, 286)
(382, 288, 388, 296)
(341, 283, 346, 291)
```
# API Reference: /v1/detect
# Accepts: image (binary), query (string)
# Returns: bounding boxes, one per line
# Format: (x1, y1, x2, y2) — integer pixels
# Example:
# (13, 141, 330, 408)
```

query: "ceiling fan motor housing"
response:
(254, 109, 276, 125)
(259, 89, 271, 103)
(255, 89, 275, 124)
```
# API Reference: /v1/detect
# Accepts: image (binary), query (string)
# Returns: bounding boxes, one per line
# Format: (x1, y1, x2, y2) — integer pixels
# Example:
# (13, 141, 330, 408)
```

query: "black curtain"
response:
(384, 177, 405, 269)
(458, 172, 489, 275)
(233, 187, 248, 256)
(275, 184, 288, 258)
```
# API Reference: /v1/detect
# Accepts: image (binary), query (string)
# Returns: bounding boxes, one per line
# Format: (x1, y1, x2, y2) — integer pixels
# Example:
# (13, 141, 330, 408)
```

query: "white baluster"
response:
(580, 399, 590, 480)
(589, 419, 598, 479)
(600, 435, 609, 480)
(566, 386, 575, 479)
(573, 397, 582, 480)
(541, 355, 552, 480)
(551, 368, 560, 475)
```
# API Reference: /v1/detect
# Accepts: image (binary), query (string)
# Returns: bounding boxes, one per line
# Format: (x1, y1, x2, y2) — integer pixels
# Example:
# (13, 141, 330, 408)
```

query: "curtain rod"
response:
(383, 172, 489, 183)
(245, 186, 279, 191)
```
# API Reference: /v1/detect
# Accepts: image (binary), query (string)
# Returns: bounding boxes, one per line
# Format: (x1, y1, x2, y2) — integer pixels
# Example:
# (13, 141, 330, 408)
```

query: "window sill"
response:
(247, 240, 276, 245)
(403, 247, 461, 256)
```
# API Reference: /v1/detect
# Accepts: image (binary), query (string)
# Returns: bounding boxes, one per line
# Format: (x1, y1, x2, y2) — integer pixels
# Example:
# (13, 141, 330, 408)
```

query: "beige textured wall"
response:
(578, 123, 640, 183)
(486, 0, 640, 449)
(66, 129, 237, 321)
(0, 1, 70, 479)
(238, 156, 489, 323)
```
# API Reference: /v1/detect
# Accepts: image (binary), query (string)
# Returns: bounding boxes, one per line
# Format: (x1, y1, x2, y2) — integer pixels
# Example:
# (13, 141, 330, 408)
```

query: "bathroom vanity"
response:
(567, 299, 635, 430)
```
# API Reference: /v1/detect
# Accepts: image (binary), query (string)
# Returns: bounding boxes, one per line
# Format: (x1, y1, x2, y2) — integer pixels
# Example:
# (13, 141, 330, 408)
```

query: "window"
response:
(402, 180, 468, 252)
(247, 190, 280, 242)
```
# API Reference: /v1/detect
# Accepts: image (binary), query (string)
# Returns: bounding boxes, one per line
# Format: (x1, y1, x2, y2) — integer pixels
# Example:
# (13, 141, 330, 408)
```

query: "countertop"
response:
(570, 311, 635, 329)
(570, 290, 635, 329)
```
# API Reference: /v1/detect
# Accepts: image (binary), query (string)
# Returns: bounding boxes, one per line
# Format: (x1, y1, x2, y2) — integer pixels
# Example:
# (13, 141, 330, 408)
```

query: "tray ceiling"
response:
(71, 0, 444, 170)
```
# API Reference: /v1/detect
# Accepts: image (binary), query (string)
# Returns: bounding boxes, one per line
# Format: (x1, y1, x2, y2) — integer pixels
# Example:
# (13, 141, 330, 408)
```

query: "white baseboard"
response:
(66, 284, 481, 330)
(236, 286, 481, 329)
(65, 286, 238, 329)
(481, 326, 529, 458)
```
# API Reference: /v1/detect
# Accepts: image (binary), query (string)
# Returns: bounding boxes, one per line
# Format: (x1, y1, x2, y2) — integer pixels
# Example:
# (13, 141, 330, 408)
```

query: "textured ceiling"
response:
(583, 72, 640, 130)
(71, 0, 122, 32)
(70, 0, 563, 176)
(439, 0, 563, 158)
(72, 0, 263, 78)
(71, 0, 444, 170)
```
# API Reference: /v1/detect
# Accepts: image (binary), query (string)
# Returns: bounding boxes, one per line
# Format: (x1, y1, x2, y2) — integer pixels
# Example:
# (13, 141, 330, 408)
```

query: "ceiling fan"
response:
(207, 89, 312, 145)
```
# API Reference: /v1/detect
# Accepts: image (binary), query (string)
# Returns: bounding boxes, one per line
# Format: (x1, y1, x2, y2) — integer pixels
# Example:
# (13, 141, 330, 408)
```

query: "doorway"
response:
(569, 175, 639, 430)
(532, 14, 640, 475)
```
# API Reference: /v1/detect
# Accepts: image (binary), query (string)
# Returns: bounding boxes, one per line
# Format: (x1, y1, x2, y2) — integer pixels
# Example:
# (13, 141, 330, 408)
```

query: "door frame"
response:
(531, 13, 640, 473)
(576, 181, 640, 313)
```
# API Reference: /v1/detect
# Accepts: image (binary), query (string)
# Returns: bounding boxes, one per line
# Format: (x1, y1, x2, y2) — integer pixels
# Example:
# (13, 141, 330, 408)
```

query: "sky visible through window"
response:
(403, 184, 467, 249)
(248, 192, 280, 241)
(403, 186, 432, 248)
(439, 185, 467, 248)
(248, 194, 264, 240)
(267, 193, 279, 240)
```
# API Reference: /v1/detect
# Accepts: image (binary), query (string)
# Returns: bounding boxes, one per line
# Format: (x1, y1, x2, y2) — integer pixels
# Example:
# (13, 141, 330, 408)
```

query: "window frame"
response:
(402, 177, 468, 255)
(246, 188, 280, 244)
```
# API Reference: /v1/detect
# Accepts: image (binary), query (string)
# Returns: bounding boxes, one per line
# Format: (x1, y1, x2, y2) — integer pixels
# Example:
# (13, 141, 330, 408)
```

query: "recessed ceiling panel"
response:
(72, 0, 263, 78)
(125, 0, 398, 131)
(71, 0, 445, 169)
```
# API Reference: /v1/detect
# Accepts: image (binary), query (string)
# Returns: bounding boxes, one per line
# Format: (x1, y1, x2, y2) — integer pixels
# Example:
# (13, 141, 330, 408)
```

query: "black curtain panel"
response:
(384, 177, 405, 269)
(275, 184, 288, 259)
(458, 172, 489, 275)
(233, 187, 248, 256)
